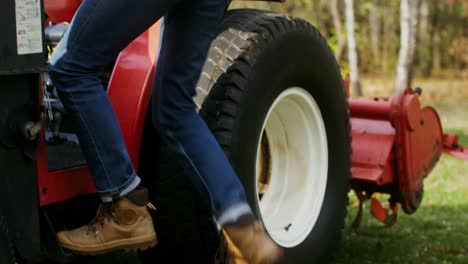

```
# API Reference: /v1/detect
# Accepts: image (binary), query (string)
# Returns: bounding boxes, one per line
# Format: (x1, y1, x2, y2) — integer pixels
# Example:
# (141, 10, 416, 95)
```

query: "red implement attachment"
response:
(349, 88, 467, 227)
(443, 133, 468, 160)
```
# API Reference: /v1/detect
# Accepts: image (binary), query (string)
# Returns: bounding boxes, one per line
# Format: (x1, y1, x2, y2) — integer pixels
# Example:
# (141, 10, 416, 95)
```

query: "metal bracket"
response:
(352, 190, 399, 229)
(351, 190, 371, 230)
(369, 198, 399, 227)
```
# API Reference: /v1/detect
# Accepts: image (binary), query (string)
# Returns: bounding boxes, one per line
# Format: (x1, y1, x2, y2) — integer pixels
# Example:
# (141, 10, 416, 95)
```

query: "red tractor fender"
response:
(108, 22, 162, 167)
(44, 0, 82, 24)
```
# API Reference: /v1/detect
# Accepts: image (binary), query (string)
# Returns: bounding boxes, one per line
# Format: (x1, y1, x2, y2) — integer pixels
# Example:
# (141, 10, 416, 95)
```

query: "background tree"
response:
(345, 0, 363, 96)
(369, 0, 381, 69)
(395, 0, 421, 92)
(419, 0, 435, 77)
(330, 0, 346, 62)
(230, 0, 467, 83)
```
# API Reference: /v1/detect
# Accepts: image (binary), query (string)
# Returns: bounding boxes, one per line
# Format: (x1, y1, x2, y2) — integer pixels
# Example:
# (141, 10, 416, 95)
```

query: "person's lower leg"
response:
(49, 0, 179, 254)
(152, 2, 283, 262)
(151, 0, 252, 226)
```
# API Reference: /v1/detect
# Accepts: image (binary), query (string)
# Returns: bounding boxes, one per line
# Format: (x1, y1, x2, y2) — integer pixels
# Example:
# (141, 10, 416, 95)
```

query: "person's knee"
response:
(48, 55, 102, 95)
(48, 61, 81, 93)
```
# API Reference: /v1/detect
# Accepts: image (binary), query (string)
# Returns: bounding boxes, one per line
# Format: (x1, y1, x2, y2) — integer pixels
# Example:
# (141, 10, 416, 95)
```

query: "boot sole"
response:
(61, 233, 158, 256)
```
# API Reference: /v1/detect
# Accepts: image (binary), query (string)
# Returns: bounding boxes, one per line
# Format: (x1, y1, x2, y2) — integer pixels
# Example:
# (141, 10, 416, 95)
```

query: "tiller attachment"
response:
(348, 88, 467, 228)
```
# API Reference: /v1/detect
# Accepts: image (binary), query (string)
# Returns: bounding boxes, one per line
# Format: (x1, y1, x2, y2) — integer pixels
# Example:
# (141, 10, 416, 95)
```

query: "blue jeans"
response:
(49, 0, 251, 227)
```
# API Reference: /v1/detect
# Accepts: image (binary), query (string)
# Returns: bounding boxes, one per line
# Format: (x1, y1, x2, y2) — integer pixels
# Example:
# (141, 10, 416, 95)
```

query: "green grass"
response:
(335, 77, 468, 264)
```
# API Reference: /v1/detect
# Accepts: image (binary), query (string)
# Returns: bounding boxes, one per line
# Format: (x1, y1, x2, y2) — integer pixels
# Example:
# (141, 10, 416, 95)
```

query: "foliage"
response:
(230, 0, 467, 78)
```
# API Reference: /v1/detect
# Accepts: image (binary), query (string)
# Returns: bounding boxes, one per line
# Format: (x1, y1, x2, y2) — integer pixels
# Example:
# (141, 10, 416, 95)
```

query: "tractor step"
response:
(48, 140, 86, 171)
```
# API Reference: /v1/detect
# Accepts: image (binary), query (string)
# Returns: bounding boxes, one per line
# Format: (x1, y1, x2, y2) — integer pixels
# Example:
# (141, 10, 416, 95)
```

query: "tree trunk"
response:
(345, 0, 362, 96)
(313, 1, 328, 37)
(419, 0, 434, 77)
(407, 0, 421, 86)
(330, 0, 346, 62)
(381, 1, 391, 73)
(369, 0, 381, 68)
(395, 0, 421, 92)
(432, 29, 441, 73)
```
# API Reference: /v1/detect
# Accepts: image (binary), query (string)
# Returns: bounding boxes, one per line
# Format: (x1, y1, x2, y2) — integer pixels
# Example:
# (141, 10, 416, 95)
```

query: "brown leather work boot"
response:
(56, 188, 157, 255)
(223, 215, 283, 264)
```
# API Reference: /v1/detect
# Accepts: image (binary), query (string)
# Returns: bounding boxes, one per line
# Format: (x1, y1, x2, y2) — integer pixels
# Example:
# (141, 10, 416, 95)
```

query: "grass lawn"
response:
(335, 77, 468, 264)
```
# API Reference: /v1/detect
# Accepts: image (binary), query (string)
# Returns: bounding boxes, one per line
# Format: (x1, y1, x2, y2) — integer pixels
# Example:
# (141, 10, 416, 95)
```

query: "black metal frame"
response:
(0, 0, 47, 259)
(0, 0, 47, 74)
(0, 74, 41, 260)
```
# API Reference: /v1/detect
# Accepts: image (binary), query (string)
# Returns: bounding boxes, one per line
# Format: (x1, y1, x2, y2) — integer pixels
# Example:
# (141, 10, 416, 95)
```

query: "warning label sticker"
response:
(15, 0, 43, 55)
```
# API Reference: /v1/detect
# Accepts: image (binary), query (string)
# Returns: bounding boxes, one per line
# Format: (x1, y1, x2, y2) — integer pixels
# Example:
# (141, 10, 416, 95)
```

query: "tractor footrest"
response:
(47, 141, 87, 171)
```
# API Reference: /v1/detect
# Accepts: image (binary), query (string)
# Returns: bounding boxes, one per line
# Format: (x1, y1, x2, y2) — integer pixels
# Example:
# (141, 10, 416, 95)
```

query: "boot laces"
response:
(86, 203, 116, 234)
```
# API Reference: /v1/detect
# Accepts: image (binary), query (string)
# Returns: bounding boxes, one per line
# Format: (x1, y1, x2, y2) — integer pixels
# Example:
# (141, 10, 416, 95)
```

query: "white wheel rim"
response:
(255, 87, 328, 248)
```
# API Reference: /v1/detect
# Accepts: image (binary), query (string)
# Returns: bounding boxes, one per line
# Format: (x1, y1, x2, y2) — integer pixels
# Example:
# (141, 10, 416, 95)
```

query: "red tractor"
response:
(0, 0, 466, 263)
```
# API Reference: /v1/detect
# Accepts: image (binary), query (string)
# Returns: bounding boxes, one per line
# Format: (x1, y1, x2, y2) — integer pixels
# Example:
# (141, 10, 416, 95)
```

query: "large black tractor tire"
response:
(196, 9, 351, 263)
(138, 136, 220, 263)
(140, 9, 350, 264)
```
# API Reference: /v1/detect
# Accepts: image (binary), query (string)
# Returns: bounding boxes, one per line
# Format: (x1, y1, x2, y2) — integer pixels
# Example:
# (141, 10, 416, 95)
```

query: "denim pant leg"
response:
(49, 0, 179, 201)
(152, 0, 252, 227)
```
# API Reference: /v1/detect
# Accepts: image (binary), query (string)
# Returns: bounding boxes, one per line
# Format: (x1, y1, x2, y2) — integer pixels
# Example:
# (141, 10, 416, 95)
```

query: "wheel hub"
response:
(255, 87, 328, 248)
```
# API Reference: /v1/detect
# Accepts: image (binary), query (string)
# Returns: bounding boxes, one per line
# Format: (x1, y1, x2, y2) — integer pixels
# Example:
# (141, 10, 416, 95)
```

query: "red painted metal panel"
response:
(37, 141, 95, 206)
(36, 109, 95, 206)
(351, 118, 395, 185)
(44, 0, 82, 24)
(392, 93, 444, 213)
(349, 99, 391, 121)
